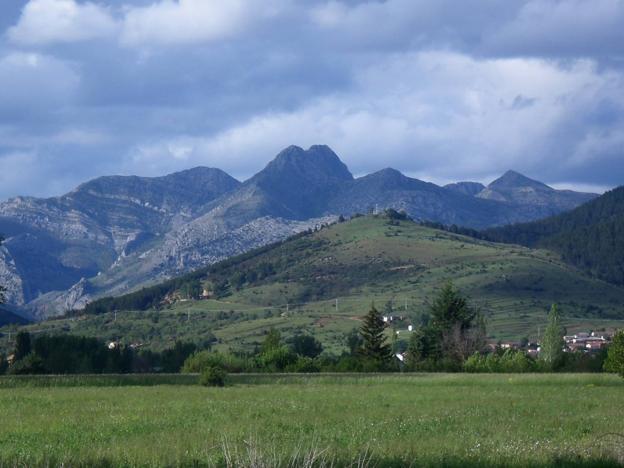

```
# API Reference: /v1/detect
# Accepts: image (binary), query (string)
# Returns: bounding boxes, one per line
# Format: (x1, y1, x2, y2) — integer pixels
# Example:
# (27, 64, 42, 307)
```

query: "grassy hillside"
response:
(3, 215, 624, 353)
(484, 185, 624, 286)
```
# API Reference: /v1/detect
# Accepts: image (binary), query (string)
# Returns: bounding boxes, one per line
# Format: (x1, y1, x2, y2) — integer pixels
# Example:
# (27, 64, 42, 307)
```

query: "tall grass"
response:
(0, 374, 623, 466)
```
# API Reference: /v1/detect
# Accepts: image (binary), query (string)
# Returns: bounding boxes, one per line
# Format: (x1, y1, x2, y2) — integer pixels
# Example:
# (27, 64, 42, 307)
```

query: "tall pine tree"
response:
(359, 305, 393, 368)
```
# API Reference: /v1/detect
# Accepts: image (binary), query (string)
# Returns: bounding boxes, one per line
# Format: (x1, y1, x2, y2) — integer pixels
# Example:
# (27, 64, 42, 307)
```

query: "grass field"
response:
(1, 373, 623, 467)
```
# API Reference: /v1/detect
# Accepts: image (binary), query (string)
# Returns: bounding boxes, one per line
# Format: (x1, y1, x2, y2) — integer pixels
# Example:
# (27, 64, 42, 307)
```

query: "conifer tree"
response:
(430, 282, 476, 333)
(359, 305, 393, 367)
(14, 331, 32, 361)
(540, 304, 564, 370)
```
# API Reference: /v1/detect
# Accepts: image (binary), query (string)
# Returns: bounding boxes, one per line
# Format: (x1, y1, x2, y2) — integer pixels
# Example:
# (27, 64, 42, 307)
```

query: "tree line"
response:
(2, 283, 624, 377)
(2, 333, 200, 375)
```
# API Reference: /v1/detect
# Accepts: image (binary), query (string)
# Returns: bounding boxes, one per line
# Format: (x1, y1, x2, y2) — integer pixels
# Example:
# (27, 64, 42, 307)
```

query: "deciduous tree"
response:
(604, 330, 624, 377)
(292, 334, 323, 358)
(540, 304, 565, 370)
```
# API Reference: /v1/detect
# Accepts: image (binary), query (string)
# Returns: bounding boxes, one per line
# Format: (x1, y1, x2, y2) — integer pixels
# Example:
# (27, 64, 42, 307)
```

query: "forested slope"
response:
(484, 186, 624, 285)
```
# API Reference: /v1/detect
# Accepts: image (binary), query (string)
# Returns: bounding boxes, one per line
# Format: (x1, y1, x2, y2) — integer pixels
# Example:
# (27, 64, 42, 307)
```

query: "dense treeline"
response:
(4, 332, 199, 375)
(482, 186, 624, 286)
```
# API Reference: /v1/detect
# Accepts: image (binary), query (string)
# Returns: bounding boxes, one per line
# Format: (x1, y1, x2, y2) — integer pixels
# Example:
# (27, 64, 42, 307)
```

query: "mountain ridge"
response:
(0, 145, 599, 319)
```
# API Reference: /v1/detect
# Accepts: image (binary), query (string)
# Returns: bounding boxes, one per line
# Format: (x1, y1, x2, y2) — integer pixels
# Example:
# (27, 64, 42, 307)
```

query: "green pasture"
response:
(0, 373, 623, 466)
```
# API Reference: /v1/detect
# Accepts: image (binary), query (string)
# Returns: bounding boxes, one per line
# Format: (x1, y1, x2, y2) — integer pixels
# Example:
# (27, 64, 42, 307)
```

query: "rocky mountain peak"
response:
(257, 145, 353, 185)
(488, 170, 552, 191)
(477, 170, 597, 208)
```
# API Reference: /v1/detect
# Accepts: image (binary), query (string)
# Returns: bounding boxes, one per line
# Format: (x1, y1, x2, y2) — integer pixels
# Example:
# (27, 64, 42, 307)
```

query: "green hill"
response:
(4, 215, 624, 354)
(484, 186, 624, 286)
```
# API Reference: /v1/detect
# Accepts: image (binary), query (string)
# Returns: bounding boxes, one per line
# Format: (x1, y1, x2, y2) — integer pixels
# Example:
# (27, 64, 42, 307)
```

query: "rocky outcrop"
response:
(444, 181, 486, 197)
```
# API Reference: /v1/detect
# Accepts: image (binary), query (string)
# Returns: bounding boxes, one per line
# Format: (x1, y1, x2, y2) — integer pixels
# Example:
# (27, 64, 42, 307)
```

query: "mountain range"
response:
(0, 145, 597, 320)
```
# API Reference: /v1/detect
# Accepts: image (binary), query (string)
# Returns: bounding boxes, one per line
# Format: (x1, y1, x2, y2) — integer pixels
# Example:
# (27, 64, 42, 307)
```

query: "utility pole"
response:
(404, 298, 407, 311)
(187, 309, 191, 322)
(335, 298, 339, 312)
(286, 302, 289, 313)
(114, 310, 117, 323)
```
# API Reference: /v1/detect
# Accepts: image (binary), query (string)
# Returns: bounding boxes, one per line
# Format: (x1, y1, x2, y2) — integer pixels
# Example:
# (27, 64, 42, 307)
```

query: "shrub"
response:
(560, 349, 607, 373)
(182, 351, 250, 373)
(604, 330, 624, 377)
(258, 346, 297, 372)
(464, 350, 535, 373)
(8, 352, 45, 375)
(199, 366, 227, 387)
(288, 356, 320, 373)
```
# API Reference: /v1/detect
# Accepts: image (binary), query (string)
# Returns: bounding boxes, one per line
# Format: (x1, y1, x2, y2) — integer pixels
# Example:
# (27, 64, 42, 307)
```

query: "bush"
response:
(8, 352, 45, 375)
(258, 346, 297, 372)
(604, 330, 624, 377)
(182, 351, 251, 373)
(199, 366, 227, 387)
(560, 349, 607, 373)
(287, 356, 320, 373)
(464, 350, 535, 373)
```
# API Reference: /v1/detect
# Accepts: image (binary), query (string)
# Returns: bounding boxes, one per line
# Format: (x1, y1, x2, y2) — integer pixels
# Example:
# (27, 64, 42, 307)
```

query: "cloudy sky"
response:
(0, 0, 623, 200)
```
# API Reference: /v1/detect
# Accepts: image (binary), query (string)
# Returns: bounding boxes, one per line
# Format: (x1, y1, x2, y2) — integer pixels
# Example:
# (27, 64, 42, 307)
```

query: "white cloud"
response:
(7, 0, 118, 46)
(120, 0, 285, 47)
(129, 51, 624, 184)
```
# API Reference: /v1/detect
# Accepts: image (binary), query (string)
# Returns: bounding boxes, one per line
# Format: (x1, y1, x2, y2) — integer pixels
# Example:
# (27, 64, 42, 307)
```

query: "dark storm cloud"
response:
(0, 0, 623, 200)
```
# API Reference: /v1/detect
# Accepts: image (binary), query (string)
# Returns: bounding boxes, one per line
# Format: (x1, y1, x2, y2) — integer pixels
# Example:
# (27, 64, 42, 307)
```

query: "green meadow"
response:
(1, 373, 623, 467)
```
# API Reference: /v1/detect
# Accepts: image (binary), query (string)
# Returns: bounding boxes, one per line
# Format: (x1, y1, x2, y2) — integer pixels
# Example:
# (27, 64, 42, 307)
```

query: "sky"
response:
(0, 0, 623, 200)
